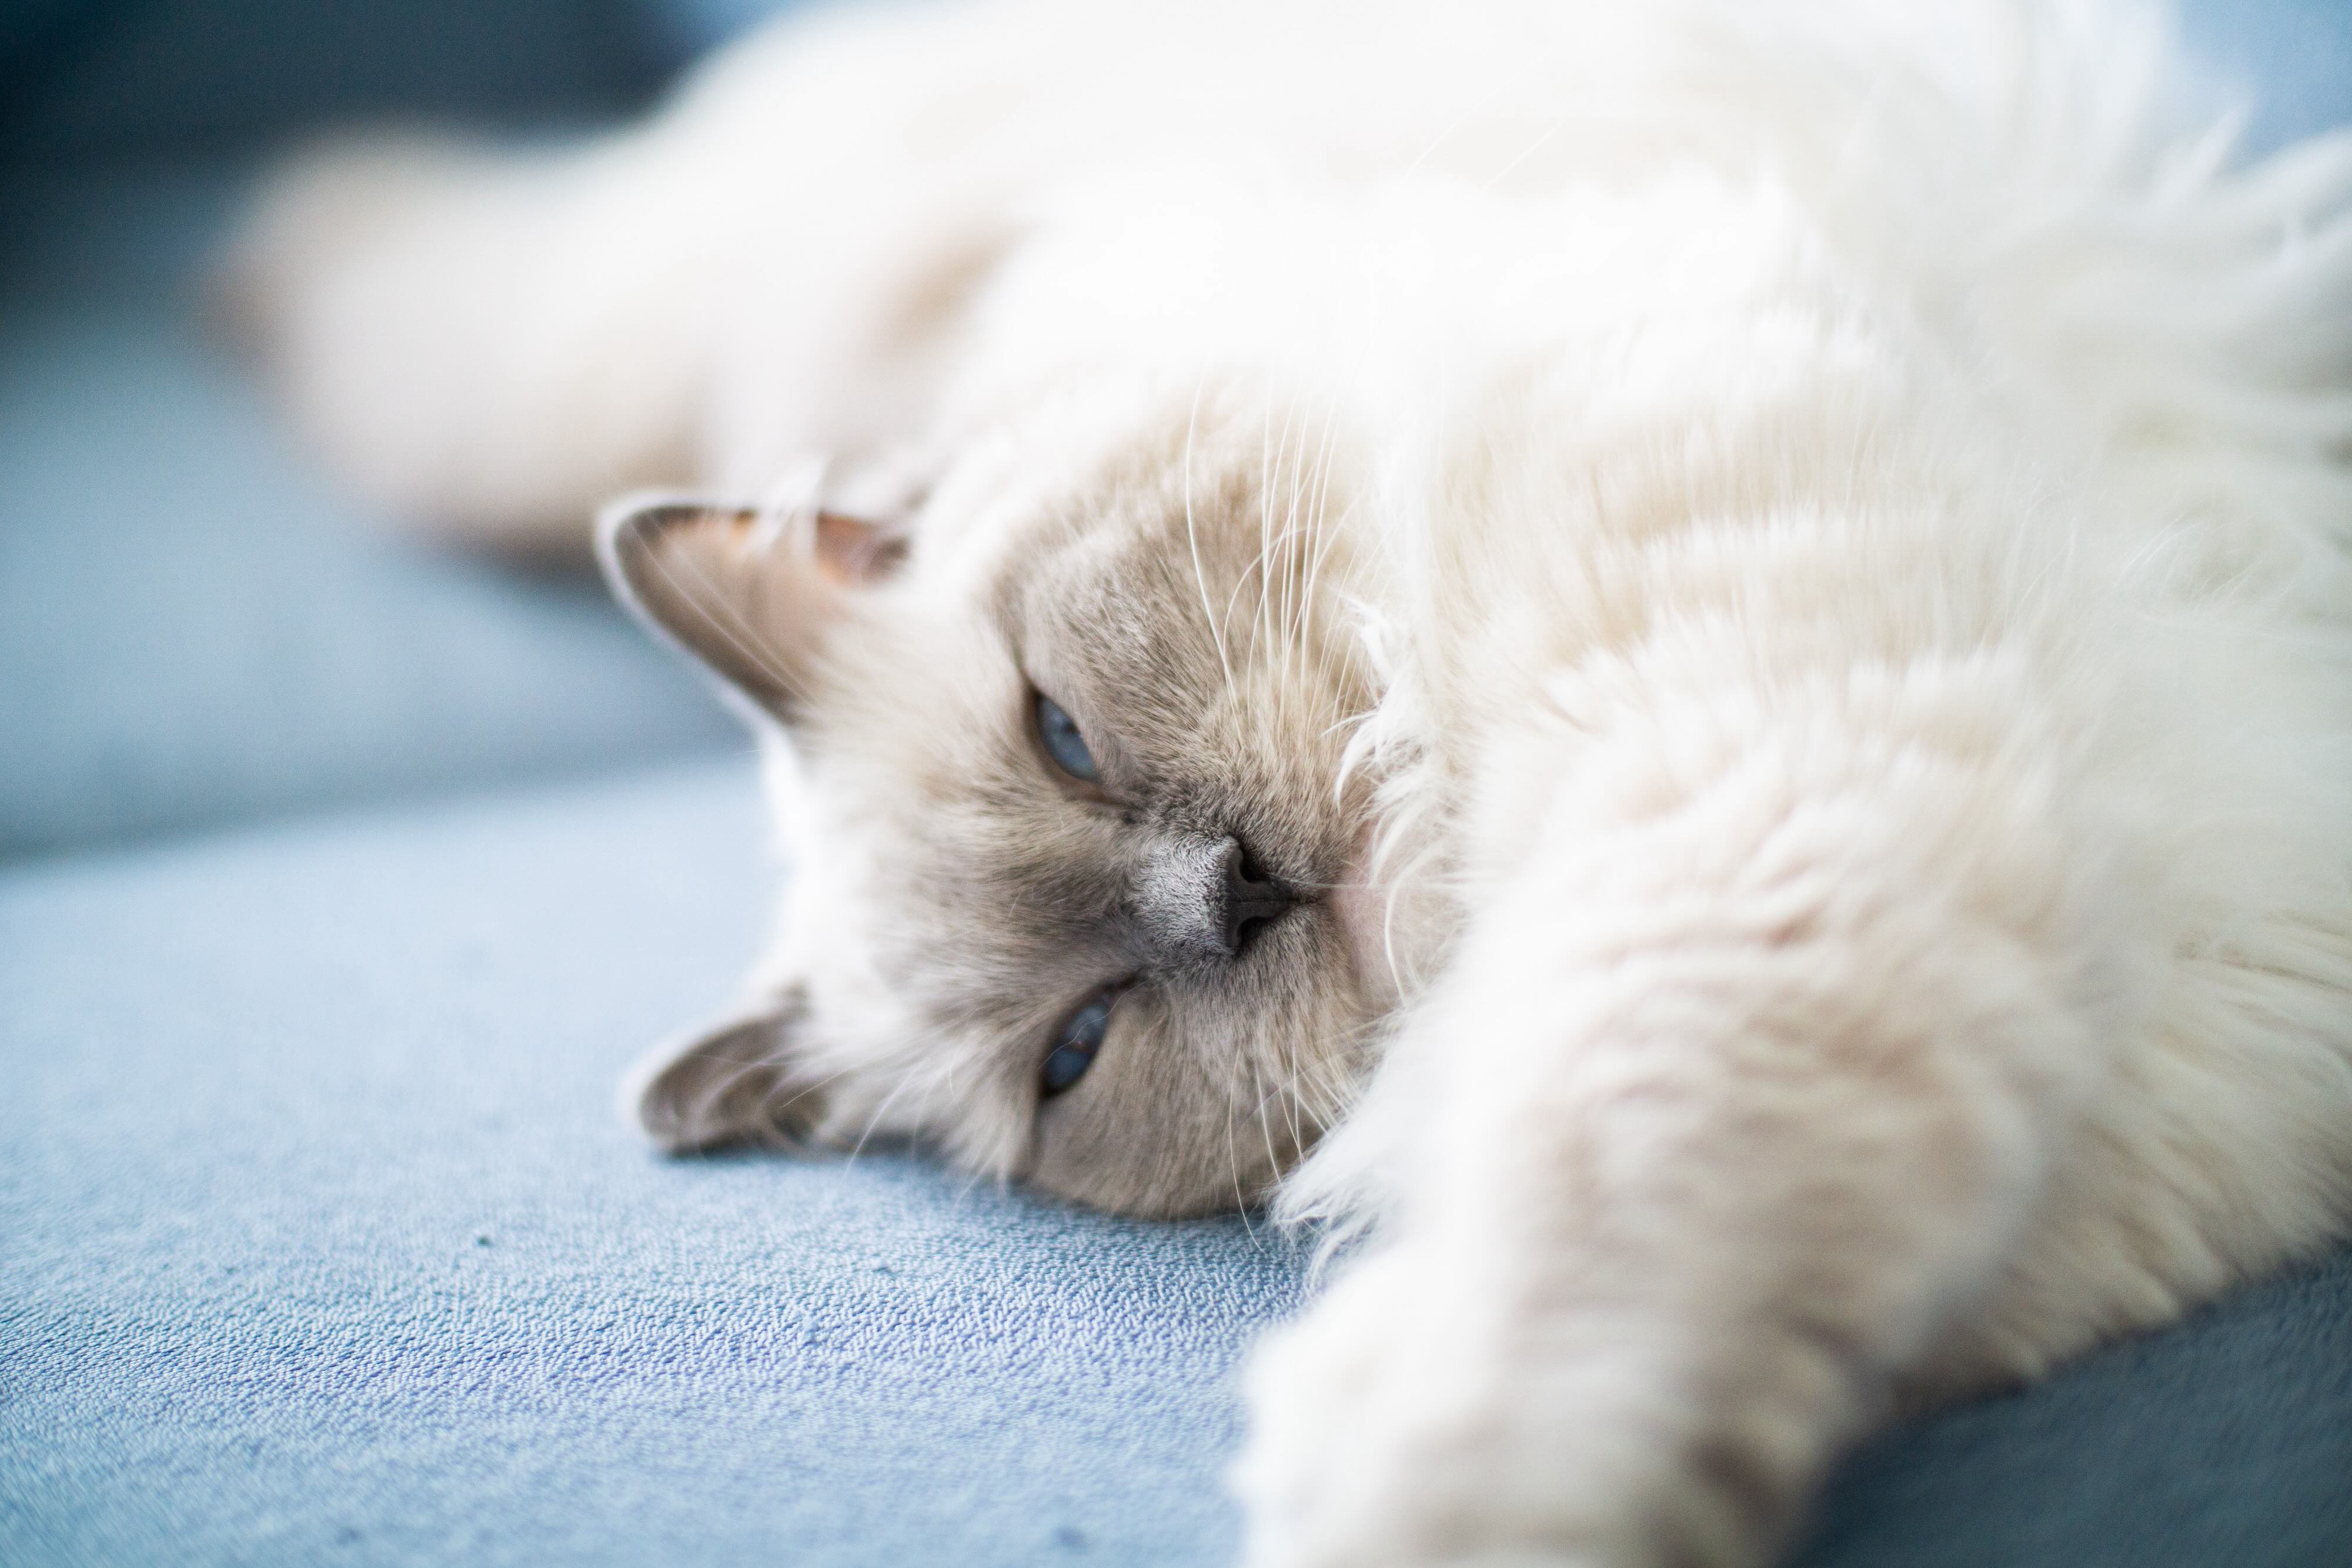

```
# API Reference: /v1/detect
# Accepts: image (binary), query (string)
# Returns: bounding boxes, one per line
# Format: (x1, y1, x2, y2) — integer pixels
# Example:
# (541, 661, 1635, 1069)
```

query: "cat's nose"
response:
(1133, 832, 1302, 965)
(1220, 835, 1301, 958)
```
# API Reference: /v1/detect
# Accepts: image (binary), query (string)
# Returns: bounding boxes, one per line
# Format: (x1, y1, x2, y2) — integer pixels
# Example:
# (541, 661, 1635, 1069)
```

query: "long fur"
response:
(230, 2, 2352, 1564)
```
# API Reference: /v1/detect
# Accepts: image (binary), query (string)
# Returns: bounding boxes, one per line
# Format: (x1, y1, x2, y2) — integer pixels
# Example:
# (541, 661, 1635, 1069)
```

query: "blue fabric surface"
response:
(0, 168, 739, 858)
(2176, 0, 2352, 152)
(1, 760, 2347, 1566)
(0, 761, 1309, 1566)
(1800, 1251, 2352, 1566)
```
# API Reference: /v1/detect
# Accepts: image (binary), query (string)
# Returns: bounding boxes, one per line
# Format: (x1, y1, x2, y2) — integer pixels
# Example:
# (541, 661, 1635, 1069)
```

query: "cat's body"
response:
(233, 1, 2352, 1563)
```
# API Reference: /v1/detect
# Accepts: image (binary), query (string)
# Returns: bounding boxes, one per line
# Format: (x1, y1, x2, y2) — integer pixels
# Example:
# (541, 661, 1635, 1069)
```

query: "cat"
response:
(227, 0, 2352, 1563)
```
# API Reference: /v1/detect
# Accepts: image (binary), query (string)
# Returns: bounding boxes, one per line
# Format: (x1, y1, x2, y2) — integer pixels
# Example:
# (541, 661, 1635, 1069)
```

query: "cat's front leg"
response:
(1236, 1193, 1863, 1568)
(1235, 665, 2137, 1567)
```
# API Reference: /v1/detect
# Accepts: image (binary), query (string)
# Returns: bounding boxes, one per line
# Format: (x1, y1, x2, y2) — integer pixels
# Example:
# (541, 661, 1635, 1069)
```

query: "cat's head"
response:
(601, 396, 1407, 1215)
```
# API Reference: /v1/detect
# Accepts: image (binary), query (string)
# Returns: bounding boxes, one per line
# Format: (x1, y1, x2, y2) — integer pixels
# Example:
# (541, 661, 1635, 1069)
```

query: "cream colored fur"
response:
(230, 1, 2352, 1564)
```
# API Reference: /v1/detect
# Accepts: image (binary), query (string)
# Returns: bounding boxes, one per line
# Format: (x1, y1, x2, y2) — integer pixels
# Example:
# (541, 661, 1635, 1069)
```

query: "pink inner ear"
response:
(813, 511, 910, 586)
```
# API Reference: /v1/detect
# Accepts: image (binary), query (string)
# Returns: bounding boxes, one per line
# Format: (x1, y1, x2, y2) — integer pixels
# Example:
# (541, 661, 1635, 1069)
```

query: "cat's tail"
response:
(217, 126, 733, 556)
(218, 0, 1045, 557)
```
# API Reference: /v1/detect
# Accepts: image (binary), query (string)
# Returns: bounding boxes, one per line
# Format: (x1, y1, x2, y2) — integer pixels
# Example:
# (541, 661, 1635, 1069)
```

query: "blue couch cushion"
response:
(1, 760, 2346, 1565)
(0, 168, 737, 858)
(1801, 1252, 2352, 1566)
(0, 761, 1304, 1565)
(2174, 0, 2352, 151)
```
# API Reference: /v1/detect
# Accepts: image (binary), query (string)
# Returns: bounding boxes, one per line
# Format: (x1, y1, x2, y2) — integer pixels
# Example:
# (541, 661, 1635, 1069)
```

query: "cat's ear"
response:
(596, 493, 908, 723)
(626, 995, 830, 1154)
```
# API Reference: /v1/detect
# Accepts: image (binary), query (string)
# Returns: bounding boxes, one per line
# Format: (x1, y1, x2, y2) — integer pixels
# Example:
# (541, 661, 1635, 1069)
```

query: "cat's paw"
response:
(1232, 1246, 1625, 1568)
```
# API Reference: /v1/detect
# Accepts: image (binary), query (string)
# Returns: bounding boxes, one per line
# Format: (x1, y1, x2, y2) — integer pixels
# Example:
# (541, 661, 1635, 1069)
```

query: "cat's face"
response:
(604, 399, 1398, 1216)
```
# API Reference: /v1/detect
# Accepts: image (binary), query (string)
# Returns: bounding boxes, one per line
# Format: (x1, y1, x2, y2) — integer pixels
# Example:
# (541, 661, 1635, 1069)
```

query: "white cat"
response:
(230, 1, 2352, 1563)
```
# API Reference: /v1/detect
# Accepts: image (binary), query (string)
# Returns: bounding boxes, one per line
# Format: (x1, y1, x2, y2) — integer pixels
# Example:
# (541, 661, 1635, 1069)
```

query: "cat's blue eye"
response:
(1034, 692, 1098, 782)
(1041, 992, 1115, 1097)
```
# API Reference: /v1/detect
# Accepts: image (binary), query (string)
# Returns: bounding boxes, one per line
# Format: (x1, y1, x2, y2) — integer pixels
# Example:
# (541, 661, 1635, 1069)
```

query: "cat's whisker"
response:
(1250, 1052, 1285, 1202)
(1251, 1040, 1339, 1222)
(642, 529, 806, 701)
(1478, 103, 1573, 193)
(841, 1065, 926, 1169)
(656, 1047, 790, 1145)
(1261, 390, 1279, 672)
(1218, 554, 1268, 674)
(1287, 393, 1345, 703)
(1275, 1014, 1310, 1159)
(1275, 397, 1324, 724)
(1258, 385, 1310, 683)
(1225, 1073, 1261, 1246)
(1396, 75, 1501, 179)
(1184, 373, 1238, 696)
(1240, 1021, 1377, 1155)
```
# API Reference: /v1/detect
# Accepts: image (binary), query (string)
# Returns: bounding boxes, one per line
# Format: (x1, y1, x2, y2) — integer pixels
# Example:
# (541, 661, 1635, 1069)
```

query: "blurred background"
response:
(1, 0, 2347, 862)
(0, 0, 804, 860)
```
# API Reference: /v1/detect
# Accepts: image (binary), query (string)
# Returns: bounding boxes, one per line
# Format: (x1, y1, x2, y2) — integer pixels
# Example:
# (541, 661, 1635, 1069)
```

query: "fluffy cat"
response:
(229, 1, 2352, 1563)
